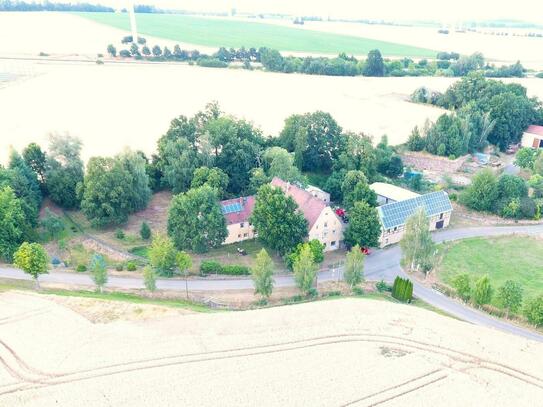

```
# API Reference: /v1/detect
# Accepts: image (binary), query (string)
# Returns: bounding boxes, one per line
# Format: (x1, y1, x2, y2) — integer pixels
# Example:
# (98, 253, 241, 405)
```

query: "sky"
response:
(114, 0, 543, 24)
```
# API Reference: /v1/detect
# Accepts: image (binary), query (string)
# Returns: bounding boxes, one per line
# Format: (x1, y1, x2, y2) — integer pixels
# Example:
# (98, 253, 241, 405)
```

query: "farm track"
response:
(1, 332, 541, 398)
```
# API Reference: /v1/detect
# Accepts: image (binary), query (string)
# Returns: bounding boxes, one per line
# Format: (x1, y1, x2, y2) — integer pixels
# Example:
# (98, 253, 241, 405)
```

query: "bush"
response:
(307, 287, 319, 298)
(126, 261, 137, 271)
(524, 295, 543, 326)
(140, 222, 151, 240)
(352, 286, 364, 295)
(391, 276, 413, 303)
(76, 264, 87, 272)
(119, 50, 131, 58)
(200, 260, 223, 275)
(115, 229, 125, 240)
(115, 263, 124, 271)
(222, 264, 250, 275)
(197, 57, 228, 68)
(376, 279, 390, 292)
(96, 59, 104, 65)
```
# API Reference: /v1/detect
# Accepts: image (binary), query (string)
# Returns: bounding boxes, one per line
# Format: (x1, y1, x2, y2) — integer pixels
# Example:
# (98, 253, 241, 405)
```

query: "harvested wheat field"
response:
(1, 291, 542, 406)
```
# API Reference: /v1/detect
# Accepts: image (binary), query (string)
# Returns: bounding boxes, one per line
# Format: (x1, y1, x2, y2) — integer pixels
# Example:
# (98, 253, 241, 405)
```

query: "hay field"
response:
(1, 291, 542, 406)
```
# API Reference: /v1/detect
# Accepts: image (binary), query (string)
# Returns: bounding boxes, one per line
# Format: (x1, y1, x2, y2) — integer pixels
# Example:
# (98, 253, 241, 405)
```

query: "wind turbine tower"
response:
(128, 2, 139, 43)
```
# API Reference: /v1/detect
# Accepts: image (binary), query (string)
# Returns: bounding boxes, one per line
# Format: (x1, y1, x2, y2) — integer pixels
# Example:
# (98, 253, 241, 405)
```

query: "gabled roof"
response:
(370, 182, 420, 202)
(526, 125, 543, 137)
(220, 196, 255, 225)
(270, 177, 327, 230)
(377, 191, 452, 229)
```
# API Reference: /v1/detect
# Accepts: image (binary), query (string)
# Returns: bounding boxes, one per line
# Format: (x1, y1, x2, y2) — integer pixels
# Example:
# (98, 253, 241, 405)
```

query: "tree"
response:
(251, 249, 275, 299)
(152, 45, 162, 56)
(341, 170, 377, 210)
(337, 132, 377, 178)
(176, 251, 192, 298)
(250, 185, 308, 255)
(41, 208, 64, 239)
(259, 47, 284, 71)
(167, 186, 227, 253)
(13, 242, 48, 289)
(0, 187, 27, 261)
(45, 133, 84, 209)
(130, 43, 139, 56)
(497, 280, 523, 317)
(140, 222, 151, 240)
(452, 273, 471, 302)
(287, 240, 324, 270)
(400, 208, 436, 274)
(293, 244, 317, 296)
(497, 175, 528, 200)
(191, 166, 229, 198)
(80, 151, 151, 227)
(148, 235, 177, 277)
(524, 295, 543, 327)
(107, 44, 117, 57)
(262, 147, 305, 184)
(22, 142, 47, 186)
(344, 245, 365, 289)
(363, 49, 385, 77)
(343, 202, 381, 248)
(459, 169, 498, 212)
(515, 147, 537, 170)
(89, 254, 107, 293)
(473, 275, 493, 306)
(142, 45, 151, 56)
(143, 266, 157, 293)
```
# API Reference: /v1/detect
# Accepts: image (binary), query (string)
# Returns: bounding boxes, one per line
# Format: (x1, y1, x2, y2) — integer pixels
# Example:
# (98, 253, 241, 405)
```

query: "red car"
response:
(361, 247, 372, 255)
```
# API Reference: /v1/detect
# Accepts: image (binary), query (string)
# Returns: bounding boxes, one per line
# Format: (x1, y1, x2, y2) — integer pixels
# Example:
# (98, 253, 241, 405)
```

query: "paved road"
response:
(2, 225, 543, 342)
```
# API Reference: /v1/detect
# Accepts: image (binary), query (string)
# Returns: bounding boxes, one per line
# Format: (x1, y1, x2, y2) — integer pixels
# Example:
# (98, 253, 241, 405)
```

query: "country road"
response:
(1, 225, 543, 342)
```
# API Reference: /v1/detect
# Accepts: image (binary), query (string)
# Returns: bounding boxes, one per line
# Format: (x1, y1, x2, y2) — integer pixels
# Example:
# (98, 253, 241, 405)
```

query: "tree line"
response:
(0, 0, 113, 12)
(408, 73, 543, 154)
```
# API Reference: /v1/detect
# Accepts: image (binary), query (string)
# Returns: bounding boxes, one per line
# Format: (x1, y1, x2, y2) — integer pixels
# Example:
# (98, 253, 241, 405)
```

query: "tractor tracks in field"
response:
(0, 332, 542, 400)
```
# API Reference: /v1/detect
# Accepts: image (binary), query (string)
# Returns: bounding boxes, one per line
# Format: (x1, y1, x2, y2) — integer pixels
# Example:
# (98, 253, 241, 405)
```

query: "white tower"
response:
(128, 2, 139, 43)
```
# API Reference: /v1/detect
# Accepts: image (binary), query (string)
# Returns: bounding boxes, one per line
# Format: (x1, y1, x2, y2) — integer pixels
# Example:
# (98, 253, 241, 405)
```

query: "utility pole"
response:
(128, 2, 139, 44)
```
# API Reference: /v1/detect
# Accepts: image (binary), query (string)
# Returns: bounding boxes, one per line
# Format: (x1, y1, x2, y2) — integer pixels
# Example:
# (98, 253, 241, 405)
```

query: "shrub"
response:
(126, 261, 137, 271)
(115, 263, 124, 271)
(376, 279, 390, 292)
(452, 273, 471, 301)
(200, 260, 223, 275)
(140, 222, 151, 240)
(222, 264, 250, 275)
(536, 72, 543, 79)
(524, 295, 543, 327)
(76, 264, 87, 272)
(197, 57, 228, 68)
(391, 276, 413, 303)
(307, 287, 319, 298)
(352, 286, 364, 296)
(119, 50, 131, 58)
(96, 60, 104, 65)
(115, 229, 125, 240)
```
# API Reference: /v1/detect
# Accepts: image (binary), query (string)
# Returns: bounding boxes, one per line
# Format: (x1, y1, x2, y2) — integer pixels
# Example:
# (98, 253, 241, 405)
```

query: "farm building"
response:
(377, 190, 453, 247)
(521, 125, 543, 148)
(220, 196, 257, 245)
(220, 178, 344, 251)
(370, 182, 420, 205)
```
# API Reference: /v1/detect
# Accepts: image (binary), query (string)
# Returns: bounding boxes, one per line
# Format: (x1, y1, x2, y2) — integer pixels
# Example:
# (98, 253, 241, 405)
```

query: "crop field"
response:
(76, 12, 437, 57)
(438, 236, 543, 303)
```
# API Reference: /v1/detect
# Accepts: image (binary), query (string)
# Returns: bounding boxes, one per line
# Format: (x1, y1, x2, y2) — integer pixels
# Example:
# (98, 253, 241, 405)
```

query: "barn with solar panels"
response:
(377, 190, 453, 247)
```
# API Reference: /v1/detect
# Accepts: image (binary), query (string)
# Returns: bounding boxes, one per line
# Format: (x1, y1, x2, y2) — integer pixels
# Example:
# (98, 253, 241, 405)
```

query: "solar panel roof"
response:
(377, 191, 452, 229)
(221, 202, 243, 214)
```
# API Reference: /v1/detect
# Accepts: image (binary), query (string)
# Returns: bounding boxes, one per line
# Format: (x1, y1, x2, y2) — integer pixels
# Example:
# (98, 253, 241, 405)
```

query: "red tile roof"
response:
(526, 125, 543, 137)
(220, 196, 255, 225)
(270, 177, 326, 230)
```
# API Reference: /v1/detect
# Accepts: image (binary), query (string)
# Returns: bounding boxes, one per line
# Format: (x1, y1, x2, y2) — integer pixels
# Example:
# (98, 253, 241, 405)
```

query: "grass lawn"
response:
(438, 236, 543, 305)
(76, 12, 437, 57)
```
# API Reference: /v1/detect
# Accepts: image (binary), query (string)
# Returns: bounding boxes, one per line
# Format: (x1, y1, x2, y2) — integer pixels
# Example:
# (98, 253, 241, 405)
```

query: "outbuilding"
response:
(521, 125, 543, 148)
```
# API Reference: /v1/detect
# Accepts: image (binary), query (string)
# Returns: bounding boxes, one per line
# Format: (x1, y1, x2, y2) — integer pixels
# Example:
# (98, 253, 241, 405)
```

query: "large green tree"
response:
(400, 207, 436, 274)
(459, 169, 498, 212)
(341, 170, 377, 211)
(22, 142, 47, 187)
(45, 134, 84, 209)
(0, 187, 27, 261)
(262, 147, 305, 184)
(167, 185, 227, 253)
(191, 166, 229, 198)
(250, 184, 308, 255)
(343, 201, 381, 248)
(363, 49, 385, 77)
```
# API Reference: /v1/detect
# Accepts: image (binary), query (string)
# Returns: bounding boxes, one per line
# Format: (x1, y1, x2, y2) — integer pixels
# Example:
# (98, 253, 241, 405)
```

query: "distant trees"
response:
(250, 185, 308, 255)
(251, 249, 275, 299)
(167, 186, 227, 253)
(13, 242, 48, 289)
(107, 44, 117, 57)
(152, 45, 162, 57)
(400, 208, 436, 274)
(363, 49, 385, 77)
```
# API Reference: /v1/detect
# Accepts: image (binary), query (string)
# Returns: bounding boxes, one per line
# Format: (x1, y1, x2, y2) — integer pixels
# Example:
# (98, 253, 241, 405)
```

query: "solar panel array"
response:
(221, 202, 243, 214)
(377, 191, 453, 229)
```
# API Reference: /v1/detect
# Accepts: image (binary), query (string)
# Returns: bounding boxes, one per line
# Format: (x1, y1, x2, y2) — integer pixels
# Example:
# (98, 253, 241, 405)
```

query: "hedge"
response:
(199, 261, 250, 275)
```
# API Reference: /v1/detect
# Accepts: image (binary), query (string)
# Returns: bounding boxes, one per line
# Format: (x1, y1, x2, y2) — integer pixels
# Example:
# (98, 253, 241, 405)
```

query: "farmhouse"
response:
(377, 190, 453, 247)
(521, 125, 543, 148)
(220, 178, 344, 251)
(370, 182, 420, 205)
(220, 196, 257, 245)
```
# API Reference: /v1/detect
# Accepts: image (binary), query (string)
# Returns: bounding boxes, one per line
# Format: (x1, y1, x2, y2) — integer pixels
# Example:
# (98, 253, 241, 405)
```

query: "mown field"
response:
(76, 12, 436, 57)
(438, 236, 543, 303)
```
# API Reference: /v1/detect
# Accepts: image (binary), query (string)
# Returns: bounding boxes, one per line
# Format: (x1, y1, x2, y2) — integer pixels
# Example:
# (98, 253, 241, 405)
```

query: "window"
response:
(243, 233, 248, 238)
(331, 241, 336, 247)
(240, 222, 245, 228)
(439, 213, 444, 220)
(393, 227, 398, 232)
(332, 230, 336, 234)
(237, 234, 241, 238)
